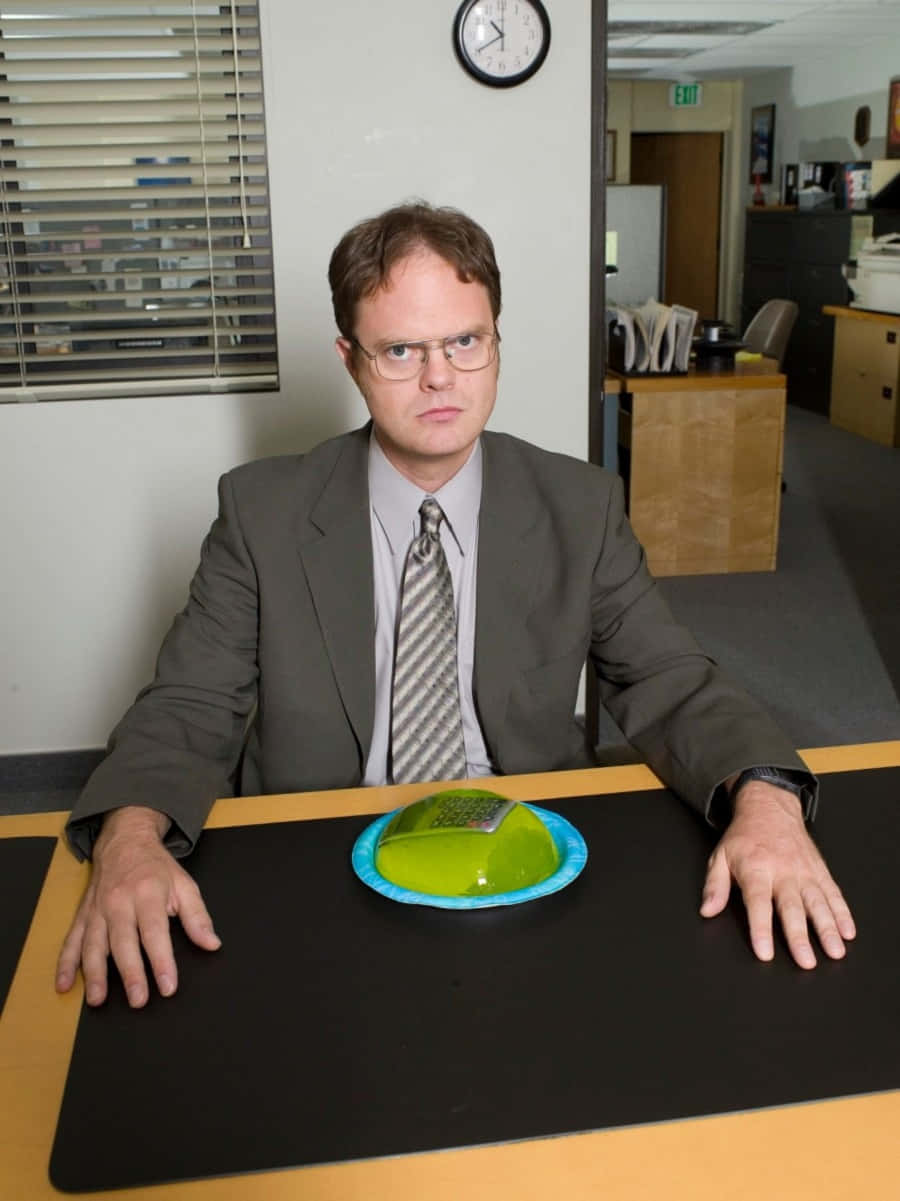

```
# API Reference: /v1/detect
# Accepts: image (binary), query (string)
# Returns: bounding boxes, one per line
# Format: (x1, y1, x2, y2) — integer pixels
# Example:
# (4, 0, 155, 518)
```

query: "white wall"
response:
(742, 39, 900, 203)
(0, 1, 591, 754)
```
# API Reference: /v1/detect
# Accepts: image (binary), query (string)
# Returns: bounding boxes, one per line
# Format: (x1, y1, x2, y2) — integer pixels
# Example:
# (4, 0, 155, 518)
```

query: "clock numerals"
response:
(454, 0, 550, 88)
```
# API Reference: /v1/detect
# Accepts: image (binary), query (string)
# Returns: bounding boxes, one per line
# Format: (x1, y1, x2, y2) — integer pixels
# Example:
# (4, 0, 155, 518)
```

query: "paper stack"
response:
(607, 299, 697, 374)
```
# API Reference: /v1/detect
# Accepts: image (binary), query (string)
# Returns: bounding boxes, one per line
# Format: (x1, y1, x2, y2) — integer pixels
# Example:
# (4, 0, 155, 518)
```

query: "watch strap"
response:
(732, 765, 814, 818)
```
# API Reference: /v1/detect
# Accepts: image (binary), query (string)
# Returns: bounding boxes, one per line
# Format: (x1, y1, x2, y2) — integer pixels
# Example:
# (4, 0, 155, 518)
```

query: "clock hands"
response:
(477, 23, 505, 54)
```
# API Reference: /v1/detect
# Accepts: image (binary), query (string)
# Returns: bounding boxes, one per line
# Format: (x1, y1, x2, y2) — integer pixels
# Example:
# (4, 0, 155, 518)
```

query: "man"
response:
(57, 203, 855, 1010)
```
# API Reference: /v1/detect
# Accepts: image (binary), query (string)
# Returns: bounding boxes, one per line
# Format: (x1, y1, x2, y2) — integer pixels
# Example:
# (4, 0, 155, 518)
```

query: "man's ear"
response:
(335, 336, 355, 373)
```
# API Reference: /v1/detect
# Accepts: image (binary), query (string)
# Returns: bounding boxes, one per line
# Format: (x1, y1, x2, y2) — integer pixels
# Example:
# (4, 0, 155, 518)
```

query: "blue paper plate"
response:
(351, 803, 588, 910)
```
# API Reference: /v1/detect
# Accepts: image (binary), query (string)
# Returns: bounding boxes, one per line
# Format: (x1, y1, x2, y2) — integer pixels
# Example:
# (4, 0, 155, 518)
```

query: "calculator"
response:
(379, 790, 516, 844)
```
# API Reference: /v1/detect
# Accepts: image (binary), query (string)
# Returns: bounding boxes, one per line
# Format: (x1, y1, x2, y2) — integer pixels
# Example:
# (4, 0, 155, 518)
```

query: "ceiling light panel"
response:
(609, 21, 773, 35)
(634, 34, 740, 49)
(607, 3, 811, 20)
(608, 47, 696, 58)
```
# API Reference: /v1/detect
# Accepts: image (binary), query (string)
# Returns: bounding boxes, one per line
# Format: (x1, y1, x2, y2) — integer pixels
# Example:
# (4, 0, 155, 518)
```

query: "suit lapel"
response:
(297, 428, 376, 763)
(474, 434, 547, 763)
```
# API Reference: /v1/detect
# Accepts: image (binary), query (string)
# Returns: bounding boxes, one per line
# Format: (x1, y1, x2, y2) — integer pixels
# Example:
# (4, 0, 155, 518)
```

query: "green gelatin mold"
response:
(374, 788, 561, 897)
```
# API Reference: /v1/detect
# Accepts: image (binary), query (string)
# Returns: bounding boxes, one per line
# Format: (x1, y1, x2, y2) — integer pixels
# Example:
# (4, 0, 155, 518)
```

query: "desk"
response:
(2, 743, 898, 1201)
(613, 360, 786, 576)
(823, 304, 900, 447)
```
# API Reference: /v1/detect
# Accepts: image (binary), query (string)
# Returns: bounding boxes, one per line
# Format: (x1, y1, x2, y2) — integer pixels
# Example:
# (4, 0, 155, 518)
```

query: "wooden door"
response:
(630, 132, 723, 320)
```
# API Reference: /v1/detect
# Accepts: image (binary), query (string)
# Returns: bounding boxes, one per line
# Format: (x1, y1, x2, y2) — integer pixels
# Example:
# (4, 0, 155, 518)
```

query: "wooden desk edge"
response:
(2, 742, 899, 1201)
(611, 362, 784, 393)
(3, 743, 898, 838)
(823, 304, 900, 326)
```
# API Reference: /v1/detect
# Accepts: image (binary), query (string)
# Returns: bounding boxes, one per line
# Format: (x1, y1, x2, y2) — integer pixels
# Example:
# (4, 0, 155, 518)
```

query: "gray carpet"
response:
(657, 406, 900, 749)
(2, 406, 897, 816)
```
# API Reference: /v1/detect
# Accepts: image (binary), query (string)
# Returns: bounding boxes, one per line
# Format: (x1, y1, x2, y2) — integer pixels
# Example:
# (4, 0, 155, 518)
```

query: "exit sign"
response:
(669, 83, 703, 108)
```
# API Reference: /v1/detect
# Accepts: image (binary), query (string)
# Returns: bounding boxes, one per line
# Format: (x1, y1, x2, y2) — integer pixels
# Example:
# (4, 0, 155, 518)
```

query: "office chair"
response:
(743, 299, 799, 495)
(742, 299, 799, 370)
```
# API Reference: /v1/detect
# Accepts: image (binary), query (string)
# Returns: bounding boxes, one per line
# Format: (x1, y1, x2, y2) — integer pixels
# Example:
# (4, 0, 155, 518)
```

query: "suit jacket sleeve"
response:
(65, 469, 261, 860)
(589, 474, 816, 824)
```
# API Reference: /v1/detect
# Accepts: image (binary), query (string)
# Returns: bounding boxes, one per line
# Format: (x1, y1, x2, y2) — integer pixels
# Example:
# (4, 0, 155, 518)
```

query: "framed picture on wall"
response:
(887, 77, 900, 159)
(749, 104, 776, 182)
(606, 130, 617, 181)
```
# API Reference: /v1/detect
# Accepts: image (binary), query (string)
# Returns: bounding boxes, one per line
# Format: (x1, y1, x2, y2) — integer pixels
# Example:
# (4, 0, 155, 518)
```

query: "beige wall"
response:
(607, 81, 745, 323)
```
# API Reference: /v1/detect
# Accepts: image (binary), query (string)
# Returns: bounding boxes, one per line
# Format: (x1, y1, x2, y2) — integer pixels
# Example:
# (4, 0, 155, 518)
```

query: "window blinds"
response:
(0, 1, 278, 401)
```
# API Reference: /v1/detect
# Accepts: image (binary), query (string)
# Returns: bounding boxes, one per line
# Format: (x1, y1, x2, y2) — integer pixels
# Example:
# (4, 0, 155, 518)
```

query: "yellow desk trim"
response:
(2, 742, 898, 1201)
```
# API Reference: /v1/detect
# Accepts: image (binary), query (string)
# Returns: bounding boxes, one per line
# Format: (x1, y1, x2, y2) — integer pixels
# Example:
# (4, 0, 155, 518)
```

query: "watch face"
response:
(453, 0, 551, 88)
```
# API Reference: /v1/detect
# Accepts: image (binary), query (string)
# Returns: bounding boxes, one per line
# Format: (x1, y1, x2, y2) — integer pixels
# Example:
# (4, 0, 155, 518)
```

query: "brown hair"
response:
(328, 201, 502, 339)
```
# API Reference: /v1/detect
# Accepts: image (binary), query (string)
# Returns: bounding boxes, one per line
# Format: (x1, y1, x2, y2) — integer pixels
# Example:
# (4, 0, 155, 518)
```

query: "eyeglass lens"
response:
(375, 333, 495, 379)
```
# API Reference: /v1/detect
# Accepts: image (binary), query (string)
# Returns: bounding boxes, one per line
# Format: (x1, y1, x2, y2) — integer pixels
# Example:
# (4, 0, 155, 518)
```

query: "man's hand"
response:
(700, 780, 856, 969)
(56, 806, 221, 1008)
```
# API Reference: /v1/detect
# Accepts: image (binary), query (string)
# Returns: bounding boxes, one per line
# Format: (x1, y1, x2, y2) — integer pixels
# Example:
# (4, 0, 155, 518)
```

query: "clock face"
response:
(453, 0, 551, 88)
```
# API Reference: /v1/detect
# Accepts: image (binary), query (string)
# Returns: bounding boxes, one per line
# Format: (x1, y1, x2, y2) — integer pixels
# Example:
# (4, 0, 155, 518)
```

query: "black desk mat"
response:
(0, 837, 56, 1016)
(50, 768, 900, 1193)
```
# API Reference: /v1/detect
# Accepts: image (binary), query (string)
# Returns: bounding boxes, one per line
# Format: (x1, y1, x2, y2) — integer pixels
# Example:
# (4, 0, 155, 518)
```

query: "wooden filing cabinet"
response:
(824, 305, 900, 447)
(614, 362, 786, 576)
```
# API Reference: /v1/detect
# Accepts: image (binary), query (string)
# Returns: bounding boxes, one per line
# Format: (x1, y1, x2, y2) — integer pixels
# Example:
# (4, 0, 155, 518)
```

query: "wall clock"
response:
(453, 0, 551, 89)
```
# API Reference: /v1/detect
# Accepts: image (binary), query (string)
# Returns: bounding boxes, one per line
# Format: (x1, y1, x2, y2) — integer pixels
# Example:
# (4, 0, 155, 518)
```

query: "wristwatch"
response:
(732, 765, 810, 810)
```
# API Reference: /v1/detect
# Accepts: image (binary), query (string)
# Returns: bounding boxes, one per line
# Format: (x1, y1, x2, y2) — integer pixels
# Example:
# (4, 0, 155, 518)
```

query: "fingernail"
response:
(159, 974, 175, 997)
(757, 937, 774, 961)
(127, 986, 146, 1007)
(798, 945, 816, 969)
(86, 986, 103, 1006)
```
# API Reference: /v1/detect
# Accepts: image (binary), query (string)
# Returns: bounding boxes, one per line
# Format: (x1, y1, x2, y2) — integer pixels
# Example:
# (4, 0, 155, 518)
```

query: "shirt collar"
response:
(368, 432, 482, 557)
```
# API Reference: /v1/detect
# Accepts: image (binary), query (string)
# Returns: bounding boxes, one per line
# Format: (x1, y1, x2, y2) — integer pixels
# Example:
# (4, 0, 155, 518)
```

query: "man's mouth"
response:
(419, 406, 461, 422)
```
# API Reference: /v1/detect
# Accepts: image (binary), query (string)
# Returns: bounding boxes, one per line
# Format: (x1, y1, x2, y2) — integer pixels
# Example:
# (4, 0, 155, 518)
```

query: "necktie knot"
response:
(419, 497, 443, 538)
(411, 497, 444, 565)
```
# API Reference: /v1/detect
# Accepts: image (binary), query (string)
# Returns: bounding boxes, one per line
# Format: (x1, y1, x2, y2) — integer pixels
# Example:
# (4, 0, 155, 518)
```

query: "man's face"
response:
(336, 248, 498, 490)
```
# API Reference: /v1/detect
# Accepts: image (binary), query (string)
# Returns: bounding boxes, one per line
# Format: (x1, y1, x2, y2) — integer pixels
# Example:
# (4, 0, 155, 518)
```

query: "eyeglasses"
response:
(351, 330, 500, 381)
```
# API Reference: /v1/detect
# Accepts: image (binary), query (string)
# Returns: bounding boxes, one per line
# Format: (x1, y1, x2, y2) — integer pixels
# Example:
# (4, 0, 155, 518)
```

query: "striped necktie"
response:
(390, 497, 467, 784)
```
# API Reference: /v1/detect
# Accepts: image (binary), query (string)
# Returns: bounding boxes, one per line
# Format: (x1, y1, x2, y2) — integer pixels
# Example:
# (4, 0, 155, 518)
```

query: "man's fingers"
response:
(107, 906, 151, 1008)
(774, 885, 816, 970)
(801, 883, 849, 961)
(821, 878, 856, 942)
(81, 915, 113, 1006)
(738, 872, 777, 963)
(174, 875, 222, 952)
(56, 906, 89, 994)
(135, 895, 179, 1000)
(699, 848, 731, 917)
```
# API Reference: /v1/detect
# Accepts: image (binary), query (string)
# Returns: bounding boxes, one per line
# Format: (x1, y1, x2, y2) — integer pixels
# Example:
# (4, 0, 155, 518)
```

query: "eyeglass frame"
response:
(349, 328, 501, 381)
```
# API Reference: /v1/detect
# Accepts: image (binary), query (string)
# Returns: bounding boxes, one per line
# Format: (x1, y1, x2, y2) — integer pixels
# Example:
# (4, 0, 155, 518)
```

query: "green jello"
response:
(375, 788, 561, 897)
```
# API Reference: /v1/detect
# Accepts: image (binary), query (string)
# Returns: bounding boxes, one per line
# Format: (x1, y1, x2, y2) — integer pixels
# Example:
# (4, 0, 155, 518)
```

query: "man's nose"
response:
(418, 344, 455, 390)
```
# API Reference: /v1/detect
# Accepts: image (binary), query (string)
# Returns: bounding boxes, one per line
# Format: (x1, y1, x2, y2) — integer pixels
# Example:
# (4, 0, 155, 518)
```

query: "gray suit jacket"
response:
(67, 425, 813, 859)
